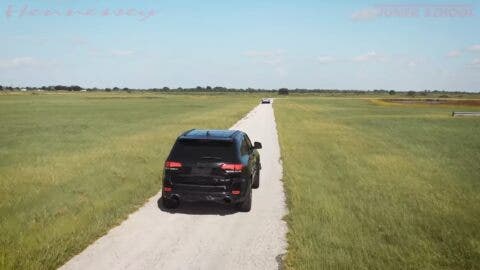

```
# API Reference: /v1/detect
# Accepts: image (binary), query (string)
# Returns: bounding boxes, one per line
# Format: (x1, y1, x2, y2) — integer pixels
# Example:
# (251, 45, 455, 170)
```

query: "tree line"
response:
(0, 85, 477, 95)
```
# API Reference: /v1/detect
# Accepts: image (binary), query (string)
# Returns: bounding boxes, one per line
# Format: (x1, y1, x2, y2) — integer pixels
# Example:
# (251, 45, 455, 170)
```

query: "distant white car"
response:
(261, 98, 271, 104)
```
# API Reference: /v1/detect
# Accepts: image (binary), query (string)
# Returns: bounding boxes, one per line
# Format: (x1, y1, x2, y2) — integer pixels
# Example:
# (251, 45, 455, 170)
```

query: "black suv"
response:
(162, 129, 262, 212)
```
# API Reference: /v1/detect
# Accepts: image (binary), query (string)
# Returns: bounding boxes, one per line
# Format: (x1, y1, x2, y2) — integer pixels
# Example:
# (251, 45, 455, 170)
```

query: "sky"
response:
(1, 0, 479, 91)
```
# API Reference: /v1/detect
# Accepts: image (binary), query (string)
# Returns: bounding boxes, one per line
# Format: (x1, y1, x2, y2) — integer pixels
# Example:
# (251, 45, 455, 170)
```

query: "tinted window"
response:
(240, 138, 249, 155)
(169, 139, 237, 162)
(244, 135, 253, 149)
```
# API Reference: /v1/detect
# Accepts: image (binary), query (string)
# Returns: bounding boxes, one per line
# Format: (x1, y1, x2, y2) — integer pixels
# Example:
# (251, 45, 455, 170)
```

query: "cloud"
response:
(243, 50, 284, 58)
(447, 50, 462, 58)
(87, 48, 103, 57)
(87, 49, 136, 58)
(352, 51, 386, 62)
(243, 49, 288, 76)
(274, 66, 288, 77)
(0, 57, 45, 69)
(394, 54, 429, 69)
(317, 56, 336, 64)
(243, 49, 285, 58)
(70, 37, 88, 46)
(243, 49, 285, 65)
(111, 50, 135, 56)
(469, 58, 480, 68)
(467, 44, 480, 52)
(12, 35, 48, 45)
(351, 8, 379, 21)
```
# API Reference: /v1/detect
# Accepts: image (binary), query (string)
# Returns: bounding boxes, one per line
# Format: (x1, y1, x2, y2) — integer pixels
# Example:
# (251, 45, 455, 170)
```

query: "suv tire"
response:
(162, 196, 179, 209)
(252, 170, 260, 189)
(235, 189, 252, 212)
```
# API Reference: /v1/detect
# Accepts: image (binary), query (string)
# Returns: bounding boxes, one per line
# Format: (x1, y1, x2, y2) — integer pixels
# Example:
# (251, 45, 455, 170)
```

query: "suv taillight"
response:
(220, 163, 244, 172)
(165, 161, 182, 170)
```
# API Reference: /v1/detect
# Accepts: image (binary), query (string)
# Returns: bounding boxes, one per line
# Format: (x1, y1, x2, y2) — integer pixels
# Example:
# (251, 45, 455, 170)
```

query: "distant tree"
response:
(105, 88, 112, 92)
(162, 87, 170, 91)
(389, 90, 396, 95)
(113, 87, 119, 91)
(214, 86, 226, 91)
(0, 85, 3, 91)
(123, 87, 129, 91)
(278, 88, 289, 95)
(71, 85, 82, 91)
(51, 85, 81, 91)
(206, 86, 212, 91)
(407, 91, 416, 97)
(196, 86, 203, 91)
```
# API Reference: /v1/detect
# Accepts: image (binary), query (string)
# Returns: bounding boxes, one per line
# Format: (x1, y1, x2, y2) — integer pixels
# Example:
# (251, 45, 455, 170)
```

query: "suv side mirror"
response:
(253, 142, 262, 149)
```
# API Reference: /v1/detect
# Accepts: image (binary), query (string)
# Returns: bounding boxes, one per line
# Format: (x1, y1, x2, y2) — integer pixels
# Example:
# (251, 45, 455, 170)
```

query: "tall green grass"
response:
(275, 97, 480, 269)
(0, 92, 259, 269)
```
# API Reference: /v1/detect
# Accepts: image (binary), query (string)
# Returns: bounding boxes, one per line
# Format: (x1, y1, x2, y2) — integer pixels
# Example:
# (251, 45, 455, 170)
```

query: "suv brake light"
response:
(220, 163, 244, 172)
(165, 161, 182, 170)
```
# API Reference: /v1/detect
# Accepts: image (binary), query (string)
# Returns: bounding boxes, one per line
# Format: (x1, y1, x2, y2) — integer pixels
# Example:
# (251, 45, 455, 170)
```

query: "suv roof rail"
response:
(230, 130, 241, 138)
(181, 129, 196, 136)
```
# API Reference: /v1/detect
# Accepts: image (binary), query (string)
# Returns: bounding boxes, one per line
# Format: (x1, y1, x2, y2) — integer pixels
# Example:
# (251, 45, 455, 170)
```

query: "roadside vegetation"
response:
(275, 97, 480, 269)
(0, 92, 259, 269)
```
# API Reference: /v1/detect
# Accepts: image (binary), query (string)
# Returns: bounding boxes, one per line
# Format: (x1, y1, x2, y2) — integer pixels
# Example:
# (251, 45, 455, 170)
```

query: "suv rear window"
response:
(168, 139, 237, 162)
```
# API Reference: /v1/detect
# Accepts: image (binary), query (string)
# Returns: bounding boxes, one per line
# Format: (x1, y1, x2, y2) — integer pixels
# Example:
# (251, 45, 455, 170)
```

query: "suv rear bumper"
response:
(163, 186, 247, 204)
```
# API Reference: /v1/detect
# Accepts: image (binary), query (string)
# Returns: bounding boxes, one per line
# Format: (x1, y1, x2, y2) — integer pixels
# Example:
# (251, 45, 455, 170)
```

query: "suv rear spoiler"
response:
(177, 136, 234, 142)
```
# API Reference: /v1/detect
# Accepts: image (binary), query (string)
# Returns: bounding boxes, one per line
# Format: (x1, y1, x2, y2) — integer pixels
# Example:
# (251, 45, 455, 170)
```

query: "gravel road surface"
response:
(60, 102, 287, 270)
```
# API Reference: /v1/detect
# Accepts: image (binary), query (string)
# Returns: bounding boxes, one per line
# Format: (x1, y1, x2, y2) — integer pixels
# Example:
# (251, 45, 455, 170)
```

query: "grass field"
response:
(275, 97, 480, 269)
(0, 92, 259, 269)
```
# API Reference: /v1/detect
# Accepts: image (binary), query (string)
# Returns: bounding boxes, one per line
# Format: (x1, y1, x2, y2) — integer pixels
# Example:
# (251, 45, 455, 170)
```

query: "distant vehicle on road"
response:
(261, 98, 271, 104)
(162, 129, 262, 212)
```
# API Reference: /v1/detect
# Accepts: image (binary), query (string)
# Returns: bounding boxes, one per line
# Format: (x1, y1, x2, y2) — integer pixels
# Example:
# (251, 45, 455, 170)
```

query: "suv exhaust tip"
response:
(224, 197, 232, 204)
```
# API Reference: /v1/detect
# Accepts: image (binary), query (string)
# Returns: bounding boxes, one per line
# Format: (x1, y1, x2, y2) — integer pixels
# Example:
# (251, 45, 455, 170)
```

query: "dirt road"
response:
(60, 102, 287, 270)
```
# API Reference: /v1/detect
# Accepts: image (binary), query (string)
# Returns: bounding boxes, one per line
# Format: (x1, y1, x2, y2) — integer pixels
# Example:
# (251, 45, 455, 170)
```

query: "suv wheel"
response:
(162, 196, 179, 209)
(235, 189, 252, 212)
(252, 170, 260, 189)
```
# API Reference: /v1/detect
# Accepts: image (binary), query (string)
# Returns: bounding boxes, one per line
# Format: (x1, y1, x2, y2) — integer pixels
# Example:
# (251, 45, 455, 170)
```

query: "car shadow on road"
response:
(157, 197, 237, 216)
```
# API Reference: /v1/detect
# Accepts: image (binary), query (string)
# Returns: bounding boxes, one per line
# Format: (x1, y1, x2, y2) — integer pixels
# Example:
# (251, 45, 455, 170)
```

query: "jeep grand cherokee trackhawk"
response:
(162, 129, 262, 212)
